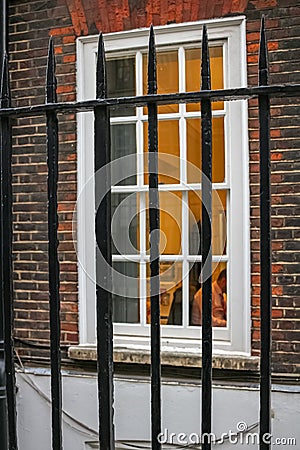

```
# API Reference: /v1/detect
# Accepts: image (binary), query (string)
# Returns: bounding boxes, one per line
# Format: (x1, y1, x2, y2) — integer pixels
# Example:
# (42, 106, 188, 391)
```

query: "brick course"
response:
(7, 0, 300, 374)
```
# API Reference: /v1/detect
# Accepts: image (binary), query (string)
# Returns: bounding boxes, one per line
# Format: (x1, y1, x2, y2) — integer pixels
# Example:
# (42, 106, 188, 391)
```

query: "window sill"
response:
(68, 345, 259, 371)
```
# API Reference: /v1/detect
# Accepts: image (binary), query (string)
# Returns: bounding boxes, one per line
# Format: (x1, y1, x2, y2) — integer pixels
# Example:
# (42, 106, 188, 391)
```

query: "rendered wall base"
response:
(16, 369, 299, 449)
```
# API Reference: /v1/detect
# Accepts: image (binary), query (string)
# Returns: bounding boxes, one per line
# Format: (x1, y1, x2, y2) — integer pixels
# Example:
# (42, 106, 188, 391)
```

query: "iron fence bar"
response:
(46, 38, 63, 450)
(94, 33, 115, 450)
(147, 25, 161, 450)
(0, 4, 9, 445)
(0, 53, 17, 450)
(0, 2, 10, 447)
(0, 84, 300, 117)
(0, 0, 8, 77)
(200, 25, 213, 450)
(258, 18, 271, 450)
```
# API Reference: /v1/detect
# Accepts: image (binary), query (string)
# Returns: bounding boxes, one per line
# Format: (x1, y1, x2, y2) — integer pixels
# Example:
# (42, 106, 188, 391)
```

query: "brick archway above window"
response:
(64, 0, 251, 35)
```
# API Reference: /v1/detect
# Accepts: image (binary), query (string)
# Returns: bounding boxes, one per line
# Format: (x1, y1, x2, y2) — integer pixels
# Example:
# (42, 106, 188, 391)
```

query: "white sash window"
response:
(77, 17, 250, 354)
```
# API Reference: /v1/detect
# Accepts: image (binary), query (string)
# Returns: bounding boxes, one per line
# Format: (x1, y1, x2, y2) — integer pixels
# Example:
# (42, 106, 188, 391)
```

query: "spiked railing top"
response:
(46, 37, 57, 104)
(201, 25, 211, 91)
(259, 16, 268, 86)
(96, 33, 107, 99)
(148, 25, 157, 96)
(0, 53, 10, 108)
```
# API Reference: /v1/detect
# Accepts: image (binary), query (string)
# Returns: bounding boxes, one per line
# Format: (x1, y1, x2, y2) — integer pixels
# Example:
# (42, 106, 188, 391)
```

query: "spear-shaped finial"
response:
(0, 53, 11, 108)
(259, 16, 268, 86)
(46, 36, 57, 103)
(96, 33, 107, 99)
(201, 25, 211, 91)
(148, 24, 157, 95)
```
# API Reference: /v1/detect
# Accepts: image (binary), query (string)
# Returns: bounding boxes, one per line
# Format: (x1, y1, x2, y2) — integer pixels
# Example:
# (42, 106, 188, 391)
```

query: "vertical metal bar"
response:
(1, 53, 17, 450)
(94, 33, 115, 450)
(0, 0, 8, 76)
(0, 2, 9, 448)
(201, 25, 213, 450)
(46, 38, 62, 450)
(147, 25, 161, 450)
(258, 17, 271, 450)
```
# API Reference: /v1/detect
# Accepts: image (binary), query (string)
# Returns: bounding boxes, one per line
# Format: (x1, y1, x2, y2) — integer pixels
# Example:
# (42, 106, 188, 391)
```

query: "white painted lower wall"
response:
(16, 369, 299, 449)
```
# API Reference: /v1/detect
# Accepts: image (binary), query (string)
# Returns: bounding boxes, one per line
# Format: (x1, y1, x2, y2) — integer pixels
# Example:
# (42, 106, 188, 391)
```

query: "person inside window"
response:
(191, 269, 227, 327)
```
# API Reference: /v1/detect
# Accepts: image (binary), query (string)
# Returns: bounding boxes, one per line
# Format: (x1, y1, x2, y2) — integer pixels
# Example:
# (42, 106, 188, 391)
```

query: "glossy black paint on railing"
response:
(200, 24, 213, 450)
(94, 33, 115, 450)
(0, 84, 298, 118)
(147, 25, 162, 450)
(0, 18, 298, 450)
(258, 16, 272, 450)
(46, 38, 63, 450)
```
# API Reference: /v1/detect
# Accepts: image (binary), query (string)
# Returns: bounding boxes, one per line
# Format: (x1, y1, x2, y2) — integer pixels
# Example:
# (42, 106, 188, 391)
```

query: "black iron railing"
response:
(0, 17, 300, 450)
(46, 37, 63, 450)
(147, 26, 162, 450)
(94, 33, 115, 450)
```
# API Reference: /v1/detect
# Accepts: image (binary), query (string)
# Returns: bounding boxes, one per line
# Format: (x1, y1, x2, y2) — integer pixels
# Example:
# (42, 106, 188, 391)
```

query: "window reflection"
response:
(190, 262, 227, 327)
(144, 120, 180, 184)
(186, 46, 224, 111)
(145, 191, 182, 255)
(187, 118, 225, 183)
(107, 56, 136, 117)
(143, 51, 179, 114)
(146, 261, 182, 325)
(112, 262, 139, 323)
(188, 190, 227, 256)
(112, 193, 139, 254)
(111, 123, 137, 185)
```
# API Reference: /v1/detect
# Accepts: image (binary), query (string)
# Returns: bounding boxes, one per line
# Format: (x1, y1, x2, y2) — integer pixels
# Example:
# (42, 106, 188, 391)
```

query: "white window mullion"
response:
(223, 40, 230, 185)
(178, 46, 187, 185)
(136, 50, 147, 325)
(136, 51, 144, 188)
(136, 50, 143, 96)
(140, 261, 147, 326)
(178, 46, 185, 93)
(139, 190, 147, 325)
(182, 191, 189, 327)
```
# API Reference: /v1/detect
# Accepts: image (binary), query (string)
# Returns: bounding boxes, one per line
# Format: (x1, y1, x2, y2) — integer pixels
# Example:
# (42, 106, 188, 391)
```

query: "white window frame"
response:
(76, 16, 251, 355)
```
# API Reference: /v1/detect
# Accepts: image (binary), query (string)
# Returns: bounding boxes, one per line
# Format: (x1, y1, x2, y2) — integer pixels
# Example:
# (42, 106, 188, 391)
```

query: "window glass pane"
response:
(212, 190, 227, 256)
(112, 262, 139, 323)
(188, 189, 227, 255)
(160, 191, 182, 255)
(107, 56, 136, 117)
(189, 190, 202, 256)
(143, 51, 179, 114)
(112, 193, 139, 254)
(189, 261, 227, 327)
(111, 123, 136, 186)
(146, 261, 182, 325)
(187, 117, 225, 183)
(186, 46, 224, 111)
(144, 120, 180, 184)
(146, 191, 182, 255)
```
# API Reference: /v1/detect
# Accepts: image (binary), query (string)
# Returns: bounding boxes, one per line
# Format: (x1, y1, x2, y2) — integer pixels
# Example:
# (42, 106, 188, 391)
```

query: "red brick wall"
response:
(10, 0, 78, 360)
(245, 0, 300, 374)
(8, 0, 300, 373)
